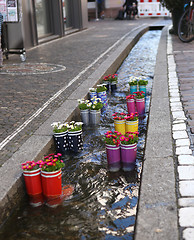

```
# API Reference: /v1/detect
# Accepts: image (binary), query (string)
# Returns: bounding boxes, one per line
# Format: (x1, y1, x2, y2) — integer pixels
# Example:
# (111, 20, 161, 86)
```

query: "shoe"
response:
(169, 28, 178, 35)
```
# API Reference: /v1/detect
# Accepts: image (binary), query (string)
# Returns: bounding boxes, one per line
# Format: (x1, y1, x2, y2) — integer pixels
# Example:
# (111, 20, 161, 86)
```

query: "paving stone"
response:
(178, 155, 194, 165)
(176, 146, 192, 155)
(173, 119, 185, 124)
(172, 111, 186, 121)
(173, 131, 188, 140)
(169, 81, 178, 87)
(179, 208, 194, 227)
(187, 120, 194, 126)
(170, 97, 181, 103)
(180, 86, 193, 91)
(190, 127, 194, 134)
(168, 66, 176, 72)
(182, 228, 194, 240)
(172, 123, 186, 131)
(168, 79, 178, 85)
(169, 72, 177, 78)
(178, 166, 194, 180)
(171, 105, 183, 111)
(170, 102, 182, 108)
(179, 181, 194, 197)
(170, 92, 180, 97)
(176, 139, 190, 147)
(179, 198, 194, 207)
(169, 88, 179, 93)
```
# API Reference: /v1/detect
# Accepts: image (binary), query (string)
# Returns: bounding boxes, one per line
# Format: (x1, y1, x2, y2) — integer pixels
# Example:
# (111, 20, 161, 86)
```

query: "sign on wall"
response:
(105, 0, 124, 8)
(0, 0, 18, 21)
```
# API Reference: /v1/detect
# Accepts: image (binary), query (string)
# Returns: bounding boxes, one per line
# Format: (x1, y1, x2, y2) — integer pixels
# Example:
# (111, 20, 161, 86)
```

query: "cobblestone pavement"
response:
(169, 33, 194, 239)
(0, 18, 165, 166)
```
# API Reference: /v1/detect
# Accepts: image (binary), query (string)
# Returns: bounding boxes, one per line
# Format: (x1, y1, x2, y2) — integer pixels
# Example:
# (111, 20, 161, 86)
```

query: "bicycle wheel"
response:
(178, 8, 194, 43)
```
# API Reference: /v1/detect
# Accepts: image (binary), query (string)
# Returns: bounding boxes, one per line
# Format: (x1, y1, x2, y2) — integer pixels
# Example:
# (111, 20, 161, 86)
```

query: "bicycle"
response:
(178, 0, 194, 43)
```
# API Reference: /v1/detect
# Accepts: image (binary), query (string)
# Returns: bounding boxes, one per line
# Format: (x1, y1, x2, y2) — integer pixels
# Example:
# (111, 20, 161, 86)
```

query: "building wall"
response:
(20, 0, 88, 48)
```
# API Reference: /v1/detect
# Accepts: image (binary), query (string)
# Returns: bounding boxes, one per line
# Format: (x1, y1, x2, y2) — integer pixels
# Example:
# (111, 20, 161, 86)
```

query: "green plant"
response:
(119, 132, 138, 145)
(138, 80, 148, 86)
(68, 121, 83, 132)
(103, 74, 118, 83)
(112, 112, 127, 120)
(126, 94, 135, 100)
(109, 74, 118, 83)
(96, 84, 107, 93)
(103, 130, 121, 146)
(51, 122, 68, 133)
(21, 160, 40, 171)
(90, 97, 104, 110)
(134, 91, 145, 99)
(41, 153, 65, 172)
(125, 113, 139, 121)
(89, 88, 96, 92)
(128, 80, 137, 86)
(78, 99, 91, 110)
(128, 76, 138, 86)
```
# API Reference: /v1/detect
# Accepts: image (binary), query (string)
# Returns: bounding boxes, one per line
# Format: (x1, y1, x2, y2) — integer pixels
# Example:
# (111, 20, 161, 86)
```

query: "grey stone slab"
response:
(179, 208, 194, 227)
(179, 198, 194, 207)
(183, 228, 194, 240)
(179, 181, 194, 197)
(135, 26, 178, 240)
(178, 155, 194, 165)
(178, 166, 194, 180)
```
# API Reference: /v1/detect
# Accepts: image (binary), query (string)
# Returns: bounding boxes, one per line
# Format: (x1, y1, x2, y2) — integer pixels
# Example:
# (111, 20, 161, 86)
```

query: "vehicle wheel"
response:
(178, 8, 194, 43)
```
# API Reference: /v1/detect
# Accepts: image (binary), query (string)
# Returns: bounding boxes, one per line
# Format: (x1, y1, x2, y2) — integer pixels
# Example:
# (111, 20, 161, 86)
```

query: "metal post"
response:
(95, 0, 99, 21)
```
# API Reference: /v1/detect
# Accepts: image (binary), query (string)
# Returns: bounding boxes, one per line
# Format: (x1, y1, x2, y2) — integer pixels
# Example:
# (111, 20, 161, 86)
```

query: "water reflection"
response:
(0, 31, 161, 240)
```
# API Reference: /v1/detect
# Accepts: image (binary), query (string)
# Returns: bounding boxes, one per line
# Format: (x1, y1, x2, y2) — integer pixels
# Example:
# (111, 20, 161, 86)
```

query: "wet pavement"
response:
(0, 17, 194, 239)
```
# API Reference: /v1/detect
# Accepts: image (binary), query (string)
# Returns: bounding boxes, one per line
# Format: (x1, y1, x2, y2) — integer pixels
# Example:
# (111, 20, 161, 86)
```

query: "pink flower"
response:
(52, 158, 58, 163)
(37, 160, 44, 165)
(47, 162, 53, 166)
(106, 130, 112, 135)
(120, 136, 125, 141)
(57, 153, 62, 157)
(106, 134, 111, 138)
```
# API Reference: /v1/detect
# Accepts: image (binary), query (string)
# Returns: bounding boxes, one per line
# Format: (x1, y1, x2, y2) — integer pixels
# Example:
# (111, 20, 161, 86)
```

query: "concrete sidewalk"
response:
(0, 17, 193, 239)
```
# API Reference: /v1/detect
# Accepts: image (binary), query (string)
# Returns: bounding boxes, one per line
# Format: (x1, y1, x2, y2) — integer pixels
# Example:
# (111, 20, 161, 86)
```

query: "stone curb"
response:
(0, 25, 149, 226)
(135, 25, 179, 239)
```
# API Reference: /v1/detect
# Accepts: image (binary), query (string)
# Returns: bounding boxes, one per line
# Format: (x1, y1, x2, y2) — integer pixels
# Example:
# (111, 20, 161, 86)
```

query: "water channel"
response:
(0, 30, 162, 240)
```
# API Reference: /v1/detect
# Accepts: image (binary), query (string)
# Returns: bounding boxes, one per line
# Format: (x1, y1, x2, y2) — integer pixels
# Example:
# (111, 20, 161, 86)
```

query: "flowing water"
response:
(0, 30, 161, 240)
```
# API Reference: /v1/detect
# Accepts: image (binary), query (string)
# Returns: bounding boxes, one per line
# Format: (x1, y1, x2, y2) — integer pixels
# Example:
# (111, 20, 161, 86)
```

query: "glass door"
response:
(34, 0, 52, 38)
(62, 0, 73, 32)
